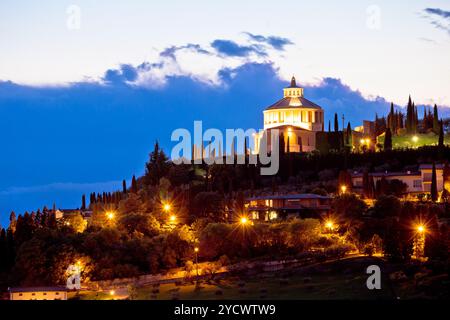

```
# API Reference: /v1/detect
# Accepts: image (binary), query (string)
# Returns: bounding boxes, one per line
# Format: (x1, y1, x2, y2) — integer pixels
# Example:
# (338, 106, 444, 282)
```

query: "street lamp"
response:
(239, 217, 249, 225)
(163, 203, 171, 213)
(194, 247, 199, 282)
(106, 211, 115, 220)
(325, 220, 335, 231)
(417, 224, 425, 234)
(169, 214, 177, 223)
(413, 223, 426, 260)
(340, 185, 347, 194)
(412, 135, 419, 143)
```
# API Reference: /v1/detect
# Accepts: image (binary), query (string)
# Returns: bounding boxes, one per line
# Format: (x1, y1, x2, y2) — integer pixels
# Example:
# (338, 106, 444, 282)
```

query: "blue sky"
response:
(1, 0, 450, 227)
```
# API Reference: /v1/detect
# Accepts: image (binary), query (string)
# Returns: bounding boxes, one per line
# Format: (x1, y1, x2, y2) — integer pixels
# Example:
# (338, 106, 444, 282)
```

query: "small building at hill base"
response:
(9, 287, 68, 300)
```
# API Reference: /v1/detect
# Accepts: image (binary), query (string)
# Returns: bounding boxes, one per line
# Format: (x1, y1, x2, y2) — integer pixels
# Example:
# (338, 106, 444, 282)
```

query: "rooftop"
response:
(248, 193, 331, 201)
(265, 96, 322, 110)
(9, 286, 68, 293)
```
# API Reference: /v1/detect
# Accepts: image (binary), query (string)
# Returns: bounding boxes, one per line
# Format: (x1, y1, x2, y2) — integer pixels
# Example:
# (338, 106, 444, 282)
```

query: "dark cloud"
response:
(423, 7, 450, 34)
(160, 43, 211, 59)
(424, 8, 450, 19)
(211, 39, 266, 57)
(244, 32, 293, 50)
(103, 64, 138, 84)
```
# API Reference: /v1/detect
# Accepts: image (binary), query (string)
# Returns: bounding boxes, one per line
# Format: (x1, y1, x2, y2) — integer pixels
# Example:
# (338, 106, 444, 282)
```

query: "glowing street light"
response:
(325, 220, 335, 231)
(106, 211, 115, 220)
(194, 247, 199, 282)
(340, 185, 347, 194)
(163, 203, 171, 213)
(169, 214, 177, 223)
(417, 224, 425, 234)
(239, 217, 249, 225)
(412, 135, 419, 143)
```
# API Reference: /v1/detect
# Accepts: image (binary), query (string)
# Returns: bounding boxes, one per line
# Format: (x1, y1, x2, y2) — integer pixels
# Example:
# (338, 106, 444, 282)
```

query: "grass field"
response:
(72, 256, 400, 300)
(377, 132, 450, 149)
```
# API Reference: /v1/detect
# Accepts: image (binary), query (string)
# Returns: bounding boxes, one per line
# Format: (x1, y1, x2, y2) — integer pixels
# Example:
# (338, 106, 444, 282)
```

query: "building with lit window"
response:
(253, 76, 325, 153)
(351, 164, 448, 196)
(9, 287, 68, 300)
(245, 193, 331, 221)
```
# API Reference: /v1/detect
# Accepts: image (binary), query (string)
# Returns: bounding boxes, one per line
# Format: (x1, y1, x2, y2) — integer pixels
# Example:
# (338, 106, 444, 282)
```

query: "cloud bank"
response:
(1, 32, 448, 225)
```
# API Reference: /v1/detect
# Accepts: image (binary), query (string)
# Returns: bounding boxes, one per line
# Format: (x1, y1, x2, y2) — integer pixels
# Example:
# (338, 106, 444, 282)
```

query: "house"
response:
(351, 163, 447, 196)
(9, 287, 68, 300)
(245, 193, 331, 221)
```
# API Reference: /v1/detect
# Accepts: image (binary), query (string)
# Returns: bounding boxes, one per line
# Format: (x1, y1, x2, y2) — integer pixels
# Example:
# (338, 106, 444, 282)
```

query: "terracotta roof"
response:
(265, 96, 322, 110)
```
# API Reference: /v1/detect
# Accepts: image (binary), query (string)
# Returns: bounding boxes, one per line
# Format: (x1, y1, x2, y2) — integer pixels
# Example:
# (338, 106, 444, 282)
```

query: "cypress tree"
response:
(438, 120, 444, 148)
(334, 113, 339, 132)
(346, 122, 352, 147)
(131, 175, 138, 193)
(388, 102, 395, 132)
(431, 162, 438, 202)
(413, 103, 418, 133)
(406, 95, 413, 133)
(384, 128, 392, 151)
(81, 194, 86, 210)
(328, 120, 331, 132)
(122, 179, 127, 194)
(433, 104, 439, 134)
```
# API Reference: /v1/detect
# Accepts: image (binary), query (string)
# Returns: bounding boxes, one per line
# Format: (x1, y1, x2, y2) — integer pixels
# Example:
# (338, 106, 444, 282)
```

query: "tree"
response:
(14, 213, 36, 246)
(65, 213, 87, 233)
(334, 113, 339, 132)
(131, 175, 138, 193)
(384, 128, 392, 151)
(144, 141, 170, 186)
(388, 102, 395, 133)
(431, 162, 438, 202)
(433, 104, 439, 134)
(81, 194, 86, 210)
(192, 192, 225, 221)
(438, 120, 444, 148)
(332, 194, 367, 219)
(122, 179, 127, 194)
(372, 195, 402, 218)
(345, 122, 352, 148)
